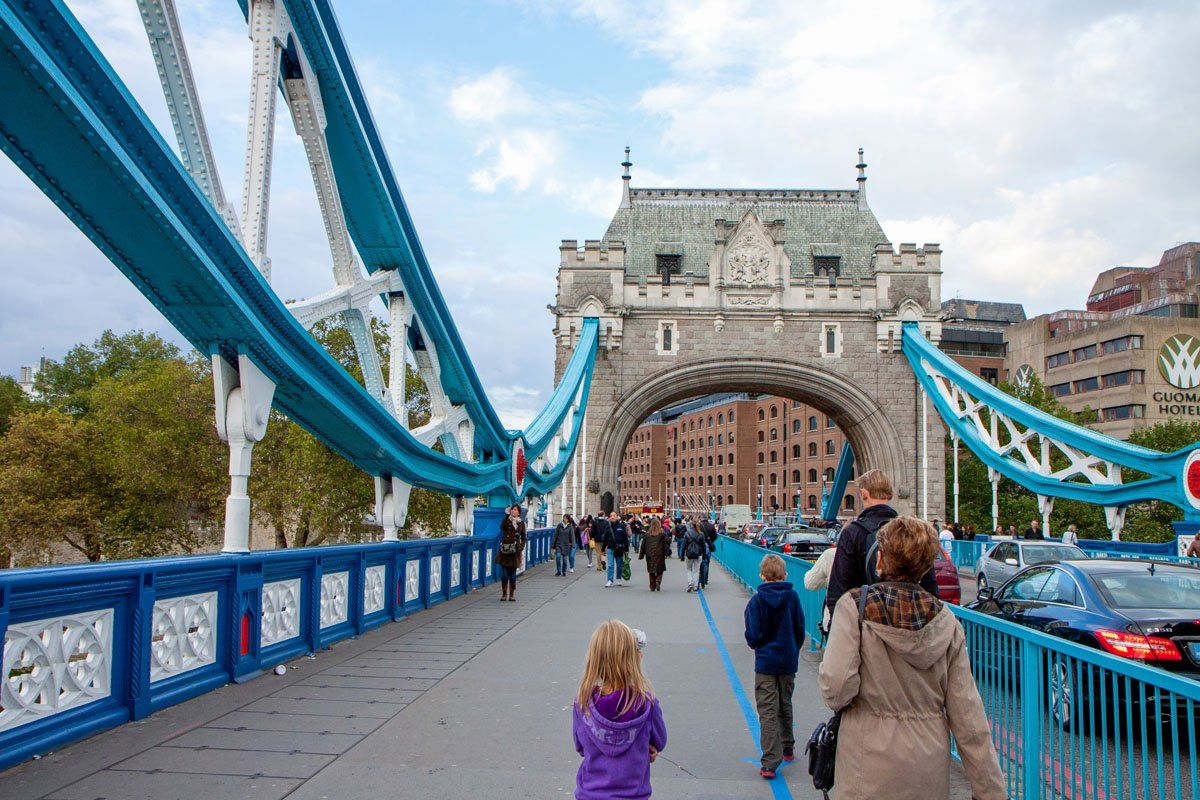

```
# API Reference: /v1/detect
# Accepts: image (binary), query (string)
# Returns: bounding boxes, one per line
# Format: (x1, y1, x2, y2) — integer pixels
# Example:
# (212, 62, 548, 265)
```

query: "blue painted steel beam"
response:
(0, 0, 595, 499)
(902, 322, 1198, 514)
(821, 443, 855, 522)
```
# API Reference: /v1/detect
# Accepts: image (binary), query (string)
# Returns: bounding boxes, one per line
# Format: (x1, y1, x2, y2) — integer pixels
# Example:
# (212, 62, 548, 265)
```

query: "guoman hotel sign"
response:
(1155, 333, 1200, 415)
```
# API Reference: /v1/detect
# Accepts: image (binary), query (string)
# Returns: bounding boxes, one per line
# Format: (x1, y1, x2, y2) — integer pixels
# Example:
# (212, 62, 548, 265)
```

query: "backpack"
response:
(856, 514, 893, 585)
(684, 532, 705, 560)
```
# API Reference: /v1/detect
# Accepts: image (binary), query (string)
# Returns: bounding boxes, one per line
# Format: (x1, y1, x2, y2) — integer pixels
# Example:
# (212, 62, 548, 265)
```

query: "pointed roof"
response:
(603, 187, 888, 280)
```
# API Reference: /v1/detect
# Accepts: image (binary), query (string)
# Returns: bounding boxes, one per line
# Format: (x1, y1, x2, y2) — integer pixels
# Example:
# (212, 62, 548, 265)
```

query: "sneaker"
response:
(783, 747, 795, 762)
(569, 568, 574, 573)
(605, 580, 613, 588)
(760, 768, 776, 780)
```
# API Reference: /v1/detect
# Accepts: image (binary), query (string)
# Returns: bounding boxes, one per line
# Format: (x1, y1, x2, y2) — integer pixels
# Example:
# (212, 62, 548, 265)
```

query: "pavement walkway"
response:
(0, 552, 975, 799)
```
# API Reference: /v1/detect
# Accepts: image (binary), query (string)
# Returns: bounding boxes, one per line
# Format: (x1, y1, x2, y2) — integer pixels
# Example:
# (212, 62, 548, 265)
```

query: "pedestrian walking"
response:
(825, 470, 937, 618)
(605, 512, 630, 588)
(673, 518, 687, 560)
(698, 516, 718, 589)
(638, 518, 670, 591)
(630, 514, 645, 552)
(580, 516, 594, 568)
(1062, 523, 1079, 547)
(818, 516, 1006, 800)
(593, 513, 611, 573)
(682, 520, 707, 592)
(803, 543, 837, 637)
(744, 554, 804, 780)
(573, 620, 667, 800)
(554, 514, 577, 576)
(497, 505, 526, 602)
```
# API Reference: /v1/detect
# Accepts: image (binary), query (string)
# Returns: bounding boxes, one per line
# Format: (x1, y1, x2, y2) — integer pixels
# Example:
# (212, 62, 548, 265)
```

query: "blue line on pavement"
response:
(697, 588, 795, 800)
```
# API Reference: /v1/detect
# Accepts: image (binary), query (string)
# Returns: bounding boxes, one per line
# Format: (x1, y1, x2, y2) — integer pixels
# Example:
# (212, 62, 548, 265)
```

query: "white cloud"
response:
(468, 129, 562, 193)
(449, 67, 535, 123)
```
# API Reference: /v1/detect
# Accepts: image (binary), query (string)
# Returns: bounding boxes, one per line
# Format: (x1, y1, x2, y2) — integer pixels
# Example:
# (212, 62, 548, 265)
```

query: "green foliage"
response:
(0, 376, 32, 435)
(946, 377, 1193, 543)
(35, 329, 182, 415)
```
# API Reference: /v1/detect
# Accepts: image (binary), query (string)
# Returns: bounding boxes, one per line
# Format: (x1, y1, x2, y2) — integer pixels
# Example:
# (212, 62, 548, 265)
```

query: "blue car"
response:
(968, 558, 1200, 733)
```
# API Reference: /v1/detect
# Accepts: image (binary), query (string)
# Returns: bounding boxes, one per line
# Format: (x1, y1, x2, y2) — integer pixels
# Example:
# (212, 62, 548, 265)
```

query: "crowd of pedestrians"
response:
(562, 467, 1005, 800)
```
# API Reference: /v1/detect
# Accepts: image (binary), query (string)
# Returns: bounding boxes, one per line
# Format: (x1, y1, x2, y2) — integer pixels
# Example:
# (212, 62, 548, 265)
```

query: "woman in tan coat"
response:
(817, 516, 1006, 800)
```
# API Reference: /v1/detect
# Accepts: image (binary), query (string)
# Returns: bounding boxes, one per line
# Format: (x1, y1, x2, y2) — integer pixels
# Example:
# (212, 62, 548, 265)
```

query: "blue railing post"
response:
(231, 558, 264, 682)
(307, 555, 323, 653)
(128, 573, 155, 719)
(1019, 637, 1042, 797)
(352, 550, 367, 635)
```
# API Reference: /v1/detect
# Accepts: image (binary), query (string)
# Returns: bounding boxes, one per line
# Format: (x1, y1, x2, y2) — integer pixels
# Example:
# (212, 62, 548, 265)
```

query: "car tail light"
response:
(782, 544, 792, 554)
(1094, 629, 1182, 661)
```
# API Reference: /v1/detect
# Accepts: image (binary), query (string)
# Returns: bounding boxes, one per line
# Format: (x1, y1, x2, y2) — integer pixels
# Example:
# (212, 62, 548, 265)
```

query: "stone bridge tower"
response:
(553, 152, 946, 519)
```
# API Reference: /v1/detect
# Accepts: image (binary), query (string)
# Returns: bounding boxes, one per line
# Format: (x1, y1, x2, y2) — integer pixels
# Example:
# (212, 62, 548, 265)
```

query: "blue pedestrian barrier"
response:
(0, 528, 552, 771)
(715, 536, 1200, 800)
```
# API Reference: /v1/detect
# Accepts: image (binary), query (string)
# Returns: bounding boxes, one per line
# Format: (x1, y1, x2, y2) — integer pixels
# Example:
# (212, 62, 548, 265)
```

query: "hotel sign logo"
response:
(1158, 334, 1200, 390)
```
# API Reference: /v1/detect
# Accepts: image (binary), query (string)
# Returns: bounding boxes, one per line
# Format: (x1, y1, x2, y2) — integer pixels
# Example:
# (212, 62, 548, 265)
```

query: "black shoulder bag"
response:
(805, 585, 870, 798)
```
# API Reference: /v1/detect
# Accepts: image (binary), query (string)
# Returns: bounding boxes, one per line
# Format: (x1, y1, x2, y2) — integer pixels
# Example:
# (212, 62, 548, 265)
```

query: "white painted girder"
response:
(240, 0, 281, 280)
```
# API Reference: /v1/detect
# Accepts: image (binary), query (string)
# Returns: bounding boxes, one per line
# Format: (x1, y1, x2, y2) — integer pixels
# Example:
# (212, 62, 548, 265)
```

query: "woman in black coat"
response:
(553, 514, 576, 576)
(639, 518, 671, 591)
(497, 505, 526, 601)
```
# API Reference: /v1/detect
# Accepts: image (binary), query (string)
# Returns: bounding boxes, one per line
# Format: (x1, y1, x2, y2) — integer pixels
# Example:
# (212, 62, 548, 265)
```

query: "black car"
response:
(770, 529, 832, 559)
(755, 527, 790, 548)
(969, 558, 1200, 733)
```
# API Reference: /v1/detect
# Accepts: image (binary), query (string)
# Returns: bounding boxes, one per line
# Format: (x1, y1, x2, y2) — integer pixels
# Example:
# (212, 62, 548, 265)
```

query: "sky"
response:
(1, 0, 1198, 427)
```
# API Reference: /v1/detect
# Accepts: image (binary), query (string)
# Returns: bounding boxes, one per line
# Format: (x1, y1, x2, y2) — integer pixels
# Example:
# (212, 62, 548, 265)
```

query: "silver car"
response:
(975, 540, 1088, 592)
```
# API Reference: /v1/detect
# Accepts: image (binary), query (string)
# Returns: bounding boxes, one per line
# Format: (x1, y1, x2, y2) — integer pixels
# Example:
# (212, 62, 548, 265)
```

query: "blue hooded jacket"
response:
(743, 581, 805, 675)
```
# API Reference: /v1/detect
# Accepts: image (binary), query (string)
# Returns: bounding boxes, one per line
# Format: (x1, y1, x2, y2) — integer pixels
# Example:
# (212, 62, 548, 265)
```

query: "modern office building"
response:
(1005, 242, 1200, 438)
(940, 299, 1027, 383)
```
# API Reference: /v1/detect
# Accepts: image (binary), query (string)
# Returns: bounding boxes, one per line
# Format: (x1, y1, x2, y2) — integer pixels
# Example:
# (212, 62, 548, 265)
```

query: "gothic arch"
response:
(594, 356, 915, 514)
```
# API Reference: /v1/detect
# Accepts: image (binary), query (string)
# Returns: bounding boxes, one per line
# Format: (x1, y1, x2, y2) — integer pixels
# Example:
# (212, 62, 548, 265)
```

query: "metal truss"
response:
(902, 322, 1200, 534)
(0, 0, 598, 548)
(821, 443, 855, 523)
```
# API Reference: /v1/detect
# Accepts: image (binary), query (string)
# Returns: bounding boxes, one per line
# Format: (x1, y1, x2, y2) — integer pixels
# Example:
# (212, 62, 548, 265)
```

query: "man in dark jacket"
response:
(592, 513, 612, 572)
(698, 517, 718, 588)
(825, 469, 937, 619)
(744, 553, 805, 779)
(604, 512, 630, 588)
(1024, 519, 1044, 540)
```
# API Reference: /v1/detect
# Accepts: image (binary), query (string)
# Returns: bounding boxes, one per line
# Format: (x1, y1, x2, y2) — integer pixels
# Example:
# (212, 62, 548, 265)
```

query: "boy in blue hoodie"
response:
(743, 553, 805, 779)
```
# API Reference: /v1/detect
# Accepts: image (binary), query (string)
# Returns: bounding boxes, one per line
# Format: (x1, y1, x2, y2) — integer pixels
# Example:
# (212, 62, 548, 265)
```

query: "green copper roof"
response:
(604, 188, 888, 280)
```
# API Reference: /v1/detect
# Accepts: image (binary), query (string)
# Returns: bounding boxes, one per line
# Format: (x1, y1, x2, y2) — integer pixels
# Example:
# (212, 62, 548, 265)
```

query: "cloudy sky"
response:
(2, 0, 1198, 426)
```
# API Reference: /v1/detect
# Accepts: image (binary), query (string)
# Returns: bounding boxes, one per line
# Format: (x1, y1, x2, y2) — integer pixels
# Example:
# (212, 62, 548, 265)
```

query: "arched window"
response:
(728, 494, 734, 505)
(844, 495, 856, 510)
(792, 444, 802, 458)
(729, 410, 735, 423)
(758, 408, 766, 421)
(827, 416, 836, 429)
(757, 430, 765, 443)
(707, 475, 714, 486)
(707, 456, 713, 467)
(769, 495, 777, 508)
(770, 473, 778, 485)
(689, 458, 695, 468)
(727, 476, 734, 489)
(757, 452, 765, 464)
(729, 432, 735, 444)
(807, 494, 817, 509)
(826, 439, 835, 455)
(792, 419, 802, 434)
(770, 428, 778, 440)
(717, 474, 723, 485)
(689, 476, 695, 487)
(808, 442, 817, 457)
(770, 405, 779, 418)
(717, 433, 723, 445)
(717, 454, 723, 465)
(728, 453, 734, 464)
(718, 413, 724, 424)
(824, 467, 835, 481)
(792, 469, 802, 483)
(708, 416, 714, 427)
(808, 415, 817, 431)
(708, 436, 714, 447)
(690, 421, 695, 431)
(808, 468, 818, 482)
(770, 451, 778, 463)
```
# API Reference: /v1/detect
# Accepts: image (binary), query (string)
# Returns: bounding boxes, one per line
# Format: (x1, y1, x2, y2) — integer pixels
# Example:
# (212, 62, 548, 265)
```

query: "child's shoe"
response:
(759, 768, 776, 780)
(783, 747, 795, 762)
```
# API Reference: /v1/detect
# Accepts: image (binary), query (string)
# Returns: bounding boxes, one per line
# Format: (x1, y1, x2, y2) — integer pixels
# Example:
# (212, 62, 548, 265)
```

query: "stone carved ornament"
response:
(724, 227, 773, 286)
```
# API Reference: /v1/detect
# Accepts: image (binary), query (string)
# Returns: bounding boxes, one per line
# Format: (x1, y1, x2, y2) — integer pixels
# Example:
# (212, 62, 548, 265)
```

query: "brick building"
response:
(620, 393, 857, 520)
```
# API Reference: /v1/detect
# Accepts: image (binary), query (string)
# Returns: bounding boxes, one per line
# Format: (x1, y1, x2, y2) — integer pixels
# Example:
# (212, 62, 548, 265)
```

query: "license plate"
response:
(1189, 642, 1200, 660)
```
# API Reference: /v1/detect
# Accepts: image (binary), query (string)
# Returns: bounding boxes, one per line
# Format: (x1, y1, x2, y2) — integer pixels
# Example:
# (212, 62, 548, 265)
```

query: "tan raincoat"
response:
(817, 584, 1007, 800)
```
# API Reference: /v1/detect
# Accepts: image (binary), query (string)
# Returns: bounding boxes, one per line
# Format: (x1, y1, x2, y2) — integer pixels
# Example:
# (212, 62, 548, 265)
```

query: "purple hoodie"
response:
(573, 689, 667, 800)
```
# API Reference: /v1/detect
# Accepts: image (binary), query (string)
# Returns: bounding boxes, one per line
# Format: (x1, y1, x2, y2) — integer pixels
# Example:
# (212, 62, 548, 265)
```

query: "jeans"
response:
(606, 549, 624, 583)
(755, 673, 796, 770)
(568, 544, 575, 569)
(685, 557, 701, 588)
(498, 564, 517, 583)
(555, 551, 569, 574)
(699, 555, 711, 587)
(676, 538, 685, 559)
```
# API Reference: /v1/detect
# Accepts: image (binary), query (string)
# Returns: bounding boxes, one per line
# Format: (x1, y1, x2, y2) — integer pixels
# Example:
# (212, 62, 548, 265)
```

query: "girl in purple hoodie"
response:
(572, 620, 668, 800)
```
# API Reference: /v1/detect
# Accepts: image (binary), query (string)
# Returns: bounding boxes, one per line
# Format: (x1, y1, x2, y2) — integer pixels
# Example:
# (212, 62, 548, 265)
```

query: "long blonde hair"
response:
(577, 620, 654, 717)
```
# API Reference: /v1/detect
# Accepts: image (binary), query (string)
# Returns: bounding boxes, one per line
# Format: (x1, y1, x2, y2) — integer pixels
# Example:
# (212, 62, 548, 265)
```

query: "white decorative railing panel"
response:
(261, 578, 302, 647)
(0, 609, 114, 733)
(472, 550, 480, 582)
(450, 553, 461, 588)
(363, 565, 385, 616)
(150, 592, 217, 683)
(320, 571, 350, 629)
(405, 560, 420, 604)
(429, 557, 443, 595)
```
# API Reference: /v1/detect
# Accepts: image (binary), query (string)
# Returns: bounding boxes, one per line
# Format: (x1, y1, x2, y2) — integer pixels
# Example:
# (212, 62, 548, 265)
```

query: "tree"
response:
(0, 375, 32, 435)
(35, 330, 181, 415)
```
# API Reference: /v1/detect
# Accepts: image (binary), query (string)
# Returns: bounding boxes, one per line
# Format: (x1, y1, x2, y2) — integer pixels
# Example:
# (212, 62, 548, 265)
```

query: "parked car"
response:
(975, 540, 1087, 592)
(740, 522, 767, 543)
(968, 559, 1200, 732)
(933, 546, 962, 604)
(756, 526, 790, 548)
(771, 529, 832, 559)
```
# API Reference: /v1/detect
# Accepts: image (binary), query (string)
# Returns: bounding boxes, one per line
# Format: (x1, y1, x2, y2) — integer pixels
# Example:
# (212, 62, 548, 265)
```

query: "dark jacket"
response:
(609, 520, 630, 554)
(825, 503, 937, 615)
(1023, 527, 1044, 540)
(683, 526, 707, 560)
(698, 519, 718, 558)
(744, 581, 805, 675)
(497, 516, 526, 569)
(592, 516, 613, 549)
(553, 522, 575, 552)
(639, 529, 670, 574)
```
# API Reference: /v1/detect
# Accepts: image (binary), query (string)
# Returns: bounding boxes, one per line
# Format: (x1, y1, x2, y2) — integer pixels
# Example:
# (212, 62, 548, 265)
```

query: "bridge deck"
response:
(0, 558, 974, 800)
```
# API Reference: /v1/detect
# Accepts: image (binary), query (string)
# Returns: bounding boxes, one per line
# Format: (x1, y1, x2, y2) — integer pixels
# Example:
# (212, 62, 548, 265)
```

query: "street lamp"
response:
(707, 489, 713, 521)
(757, 491, 763, 521)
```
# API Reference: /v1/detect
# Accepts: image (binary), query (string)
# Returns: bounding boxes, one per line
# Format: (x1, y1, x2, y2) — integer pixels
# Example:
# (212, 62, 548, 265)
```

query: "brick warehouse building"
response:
(620, 393, 855, 520)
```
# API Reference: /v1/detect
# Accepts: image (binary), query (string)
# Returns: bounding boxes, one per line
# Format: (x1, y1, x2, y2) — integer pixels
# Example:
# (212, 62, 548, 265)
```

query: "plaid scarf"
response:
(852, 582, 941, 630)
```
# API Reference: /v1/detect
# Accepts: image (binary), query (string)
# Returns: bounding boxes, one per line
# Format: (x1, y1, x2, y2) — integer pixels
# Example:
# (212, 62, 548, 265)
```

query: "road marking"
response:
(697, 588, 796, 800)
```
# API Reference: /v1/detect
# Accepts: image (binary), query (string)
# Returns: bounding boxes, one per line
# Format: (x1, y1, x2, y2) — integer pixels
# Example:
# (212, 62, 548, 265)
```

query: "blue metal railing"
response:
(949, 538, 1200, 574)
(714, 536, 827, 649)
(0, 529, 552, 770)
(715, 537, 1200, 800)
